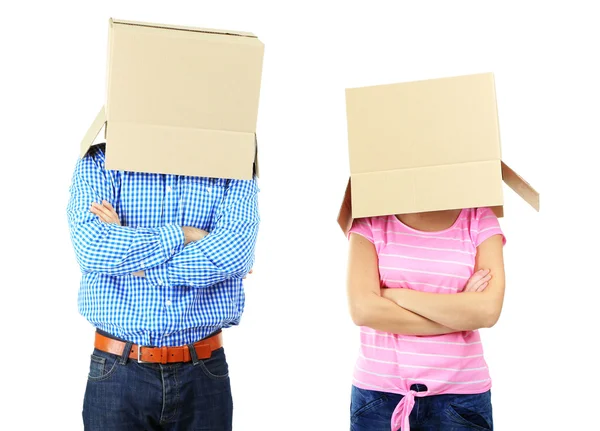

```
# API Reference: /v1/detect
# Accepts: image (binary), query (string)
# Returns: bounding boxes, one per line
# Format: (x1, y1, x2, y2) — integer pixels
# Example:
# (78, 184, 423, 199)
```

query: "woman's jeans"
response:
(351, 384, 493, 430)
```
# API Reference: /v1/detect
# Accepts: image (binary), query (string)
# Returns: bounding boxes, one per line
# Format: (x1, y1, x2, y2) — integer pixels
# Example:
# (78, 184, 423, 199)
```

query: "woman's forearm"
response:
(350, 292, 458, 336)
(381, 288, 501, 331)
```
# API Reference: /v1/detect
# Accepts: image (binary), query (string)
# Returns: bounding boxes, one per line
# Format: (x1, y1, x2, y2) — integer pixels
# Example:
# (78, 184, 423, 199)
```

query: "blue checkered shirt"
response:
(67, 145, 259, 347)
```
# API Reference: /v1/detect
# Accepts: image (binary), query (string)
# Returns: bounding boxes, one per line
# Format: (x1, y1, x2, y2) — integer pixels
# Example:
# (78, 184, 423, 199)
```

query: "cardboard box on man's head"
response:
(80, 18, 264, 179)
(338, 72, 539, 235)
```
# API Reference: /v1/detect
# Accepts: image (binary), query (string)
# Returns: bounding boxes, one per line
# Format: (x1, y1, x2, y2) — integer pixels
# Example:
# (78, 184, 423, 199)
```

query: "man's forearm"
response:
(156, 228, 256, 288)
(84, 206, 199, 279)
(70, 221, 184, 276)
(382, 288, 499, 331)
(350, 292, 457, 336)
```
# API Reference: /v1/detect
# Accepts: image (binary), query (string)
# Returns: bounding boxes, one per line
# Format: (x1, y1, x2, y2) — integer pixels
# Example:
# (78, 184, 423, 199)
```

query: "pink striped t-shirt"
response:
(348, 207, 505, 431)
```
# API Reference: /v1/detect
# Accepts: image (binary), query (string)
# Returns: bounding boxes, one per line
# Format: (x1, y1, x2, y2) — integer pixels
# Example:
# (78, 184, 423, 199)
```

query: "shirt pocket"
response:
(181, 177, 226, 229)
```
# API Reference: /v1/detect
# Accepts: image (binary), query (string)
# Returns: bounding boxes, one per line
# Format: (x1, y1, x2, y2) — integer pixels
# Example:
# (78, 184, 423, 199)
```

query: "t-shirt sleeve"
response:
(472, 207, 506, 248)
(348, 217, 374, 243)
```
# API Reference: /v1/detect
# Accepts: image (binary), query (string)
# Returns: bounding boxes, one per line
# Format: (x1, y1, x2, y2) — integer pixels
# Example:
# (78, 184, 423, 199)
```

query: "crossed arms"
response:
(67, 153, 259, 288)
(346, 233, 505, 335)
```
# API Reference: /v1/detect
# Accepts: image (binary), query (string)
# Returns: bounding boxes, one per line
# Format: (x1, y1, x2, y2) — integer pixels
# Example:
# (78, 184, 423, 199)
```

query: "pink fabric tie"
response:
(390, 390, 416, 431)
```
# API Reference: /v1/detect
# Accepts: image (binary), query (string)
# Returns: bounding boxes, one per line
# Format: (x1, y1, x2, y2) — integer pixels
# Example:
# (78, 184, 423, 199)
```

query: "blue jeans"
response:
(351, 385, 493, 430)
(82, 343, 232, 430)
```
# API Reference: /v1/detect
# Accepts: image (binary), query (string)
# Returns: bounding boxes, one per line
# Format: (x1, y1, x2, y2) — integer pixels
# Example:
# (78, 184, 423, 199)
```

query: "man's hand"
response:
(90, 200, 121, 225)
(182, 226, 209, 245)
(463, 269, 492, 292)
(243, 269, 253, 280)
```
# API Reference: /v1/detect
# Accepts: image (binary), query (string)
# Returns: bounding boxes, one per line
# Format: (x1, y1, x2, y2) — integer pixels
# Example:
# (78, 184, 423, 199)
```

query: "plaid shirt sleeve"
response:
(67, 149, 185, 276)
(146, 177, 259, 288)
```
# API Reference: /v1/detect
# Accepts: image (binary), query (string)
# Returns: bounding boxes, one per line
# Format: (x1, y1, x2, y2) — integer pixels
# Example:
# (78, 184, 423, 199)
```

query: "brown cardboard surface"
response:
(106, 123, 255, 179)
(351, 161, 504, 218)
(346, 73, 501, 174)
(337, 180, 353, 236)
(339, 73, 539, 235)
(501, 162, 540, 211)
(80, 106, 106, 158)
(81, 18, 264, 179)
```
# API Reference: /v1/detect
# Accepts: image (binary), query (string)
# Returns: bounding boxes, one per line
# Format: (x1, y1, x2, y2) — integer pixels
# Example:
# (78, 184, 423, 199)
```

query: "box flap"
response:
(111, 18, 257, 38)
(253, 135, 260, 178)
(80, 106, 106, 158)
(491, 206, 504, 218)
(337, 179, 353, 236)
(105, 122, 256, 179)
(351, 160, 504, 218)
(501, 162, 540, 211)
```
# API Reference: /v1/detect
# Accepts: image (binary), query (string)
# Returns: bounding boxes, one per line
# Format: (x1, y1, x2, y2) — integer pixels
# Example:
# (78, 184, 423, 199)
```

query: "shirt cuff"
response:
(158, 224, 185, 260)
(145, 263, 170, 287)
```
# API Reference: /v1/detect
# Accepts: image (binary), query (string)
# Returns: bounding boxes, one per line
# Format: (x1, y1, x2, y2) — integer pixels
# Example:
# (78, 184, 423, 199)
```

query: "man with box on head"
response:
(340, 73, 539, 430)
(67, 19, 264, 430)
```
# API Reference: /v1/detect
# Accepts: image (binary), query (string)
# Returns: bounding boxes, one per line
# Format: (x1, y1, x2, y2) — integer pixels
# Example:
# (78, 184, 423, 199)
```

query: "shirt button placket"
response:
(163, 177, 176, 339)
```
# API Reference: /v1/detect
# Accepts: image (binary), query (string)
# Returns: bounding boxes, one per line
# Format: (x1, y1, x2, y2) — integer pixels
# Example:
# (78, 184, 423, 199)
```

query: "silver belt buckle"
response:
(137, 346, 150, 363)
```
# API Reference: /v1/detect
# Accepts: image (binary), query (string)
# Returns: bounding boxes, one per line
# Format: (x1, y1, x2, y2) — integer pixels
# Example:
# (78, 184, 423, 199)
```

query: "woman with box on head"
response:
(343, 74, 538, 431)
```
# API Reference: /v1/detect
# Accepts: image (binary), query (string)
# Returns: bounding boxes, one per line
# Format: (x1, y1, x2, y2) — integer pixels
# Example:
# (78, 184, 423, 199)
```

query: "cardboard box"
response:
(80, 18, 264, 179)
(338, 73, 539, 235)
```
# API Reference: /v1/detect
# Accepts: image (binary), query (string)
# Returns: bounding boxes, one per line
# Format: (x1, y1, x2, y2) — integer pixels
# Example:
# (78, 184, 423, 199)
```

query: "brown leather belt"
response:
(94, 331, 223, 364)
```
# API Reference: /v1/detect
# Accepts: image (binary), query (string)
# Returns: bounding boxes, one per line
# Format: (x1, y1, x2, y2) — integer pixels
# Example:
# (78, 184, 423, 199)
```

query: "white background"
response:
(1, 1, 599, 429)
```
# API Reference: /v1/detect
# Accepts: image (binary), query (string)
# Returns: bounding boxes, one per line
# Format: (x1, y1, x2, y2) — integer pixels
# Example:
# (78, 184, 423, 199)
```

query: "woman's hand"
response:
(91, 200, 121, 225)
(381, 269, 491, 297)
(463, 269, 492, 292)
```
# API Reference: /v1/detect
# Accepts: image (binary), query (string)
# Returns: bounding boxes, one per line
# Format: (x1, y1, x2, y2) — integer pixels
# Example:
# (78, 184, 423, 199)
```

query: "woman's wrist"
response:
(380, 287, 408, 306)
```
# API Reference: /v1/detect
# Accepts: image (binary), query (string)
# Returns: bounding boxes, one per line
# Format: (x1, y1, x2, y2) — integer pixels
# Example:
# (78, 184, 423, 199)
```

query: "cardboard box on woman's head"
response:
(80, 18, 264, 180)
(338, 72, 540, 235)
